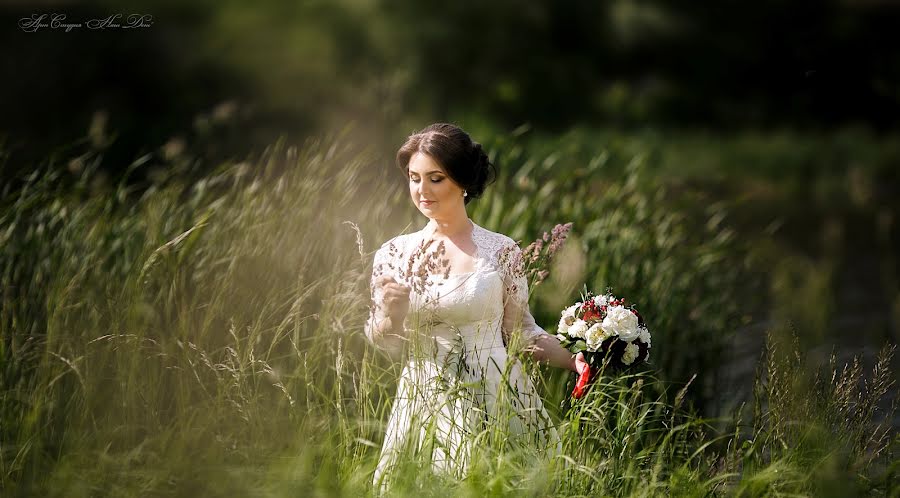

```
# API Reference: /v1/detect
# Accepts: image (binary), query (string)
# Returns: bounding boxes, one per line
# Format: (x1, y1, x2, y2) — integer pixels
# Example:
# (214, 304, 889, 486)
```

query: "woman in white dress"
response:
(365, 123, 588, 490)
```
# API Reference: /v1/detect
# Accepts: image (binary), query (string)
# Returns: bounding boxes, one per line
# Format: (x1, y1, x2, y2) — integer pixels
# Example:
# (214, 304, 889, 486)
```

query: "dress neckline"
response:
(420, 218, 481, 277)
(421, 217, 477, 239)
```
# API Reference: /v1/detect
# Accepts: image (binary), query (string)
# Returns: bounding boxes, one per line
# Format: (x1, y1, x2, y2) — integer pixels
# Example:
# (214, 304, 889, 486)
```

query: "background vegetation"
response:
(1, 0, 897, 496)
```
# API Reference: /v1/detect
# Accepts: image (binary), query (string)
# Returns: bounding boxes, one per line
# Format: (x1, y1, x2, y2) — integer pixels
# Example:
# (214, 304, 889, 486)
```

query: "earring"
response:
(463, 190, 468, 197)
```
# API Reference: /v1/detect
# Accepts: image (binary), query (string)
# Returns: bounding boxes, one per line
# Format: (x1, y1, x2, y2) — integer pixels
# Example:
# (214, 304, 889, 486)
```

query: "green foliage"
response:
(0, 128, 896, 496)
(467, 128, 747, 408)
(733, 333, 897, 497)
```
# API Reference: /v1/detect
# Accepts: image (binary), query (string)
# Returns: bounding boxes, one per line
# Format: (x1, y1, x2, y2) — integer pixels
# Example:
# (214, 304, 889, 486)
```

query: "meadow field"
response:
(1, 126, 897, 496)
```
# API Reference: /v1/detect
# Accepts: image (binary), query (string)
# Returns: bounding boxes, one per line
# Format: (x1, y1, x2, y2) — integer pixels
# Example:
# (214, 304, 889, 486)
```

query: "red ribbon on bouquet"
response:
(571, 364, 592, 399)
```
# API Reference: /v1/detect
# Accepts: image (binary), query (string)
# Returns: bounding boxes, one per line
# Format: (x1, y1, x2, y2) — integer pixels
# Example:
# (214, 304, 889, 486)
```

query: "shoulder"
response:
(474, 224, 520, 254)
(374, 233, 407, 256)
(474, 225, 524, 280)
(372, 231, 420, 263)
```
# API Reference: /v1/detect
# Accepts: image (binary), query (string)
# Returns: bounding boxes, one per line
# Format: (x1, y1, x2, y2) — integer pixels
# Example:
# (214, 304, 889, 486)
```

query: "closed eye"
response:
(409, 176, 444, 183)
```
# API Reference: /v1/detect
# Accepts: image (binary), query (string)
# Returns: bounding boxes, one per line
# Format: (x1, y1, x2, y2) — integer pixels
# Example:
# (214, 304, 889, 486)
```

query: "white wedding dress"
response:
(365, 219, 560, 490)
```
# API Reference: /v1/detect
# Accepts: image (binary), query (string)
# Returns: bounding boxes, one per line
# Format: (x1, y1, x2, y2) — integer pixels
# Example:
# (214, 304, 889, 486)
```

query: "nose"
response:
(417, 180, 431, 198)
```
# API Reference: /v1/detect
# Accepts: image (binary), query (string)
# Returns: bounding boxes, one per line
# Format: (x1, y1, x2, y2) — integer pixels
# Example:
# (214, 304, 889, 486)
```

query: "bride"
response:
(365, 123, 588, 490)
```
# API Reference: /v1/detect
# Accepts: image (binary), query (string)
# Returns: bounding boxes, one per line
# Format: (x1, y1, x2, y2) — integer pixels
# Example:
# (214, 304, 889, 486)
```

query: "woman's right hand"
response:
(375, 275, 411, 327)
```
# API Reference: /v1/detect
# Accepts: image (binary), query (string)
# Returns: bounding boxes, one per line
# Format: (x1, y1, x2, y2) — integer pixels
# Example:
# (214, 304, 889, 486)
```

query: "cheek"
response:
(437, 181, 457, 199)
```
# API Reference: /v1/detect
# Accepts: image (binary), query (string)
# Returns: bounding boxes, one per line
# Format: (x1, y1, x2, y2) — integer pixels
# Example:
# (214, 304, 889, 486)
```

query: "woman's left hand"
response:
(572, 352, 592, 399)
(573, 351, 589, 374)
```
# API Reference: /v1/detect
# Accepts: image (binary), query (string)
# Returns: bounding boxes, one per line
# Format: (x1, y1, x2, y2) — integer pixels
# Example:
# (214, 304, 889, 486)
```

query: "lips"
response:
(420, 200, 435, 206)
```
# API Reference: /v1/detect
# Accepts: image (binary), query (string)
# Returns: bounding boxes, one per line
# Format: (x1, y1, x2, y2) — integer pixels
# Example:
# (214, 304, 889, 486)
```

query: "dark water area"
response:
(716, 191, 899, 430)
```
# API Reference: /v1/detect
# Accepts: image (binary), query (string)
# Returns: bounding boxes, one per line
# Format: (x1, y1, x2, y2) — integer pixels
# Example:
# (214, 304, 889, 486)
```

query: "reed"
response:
(0, 128, 895, 496)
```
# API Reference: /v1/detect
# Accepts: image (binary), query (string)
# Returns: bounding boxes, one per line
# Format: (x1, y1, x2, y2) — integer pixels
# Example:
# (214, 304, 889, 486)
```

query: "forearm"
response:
(527, 333, 577, 372)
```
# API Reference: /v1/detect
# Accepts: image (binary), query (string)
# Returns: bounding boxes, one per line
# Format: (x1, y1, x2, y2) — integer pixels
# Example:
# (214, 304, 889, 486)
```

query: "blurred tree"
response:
(1, 0, 898, 184)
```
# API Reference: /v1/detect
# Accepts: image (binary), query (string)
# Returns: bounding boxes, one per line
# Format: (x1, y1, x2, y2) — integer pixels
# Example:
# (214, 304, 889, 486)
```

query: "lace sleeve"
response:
(364, 238, 399, 346)
(497, 239, 547, 344)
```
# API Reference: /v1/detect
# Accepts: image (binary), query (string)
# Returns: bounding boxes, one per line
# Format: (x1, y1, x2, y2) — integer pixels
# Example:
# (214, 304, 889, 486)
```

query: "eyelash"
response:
(410, 177, 443, 183)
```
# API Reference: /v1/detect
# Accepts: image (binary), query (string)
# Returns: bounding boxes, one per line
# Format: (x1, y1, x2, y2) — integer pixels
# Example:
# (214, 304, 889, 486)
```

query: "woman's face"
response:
(407, 152, 465, 219)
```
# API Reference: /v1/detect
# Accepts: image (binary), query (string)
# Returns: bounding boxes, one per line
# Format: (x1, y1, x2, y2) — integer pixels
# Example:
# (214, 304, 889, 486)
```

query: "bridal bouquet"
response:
(556, 290, 652, 398)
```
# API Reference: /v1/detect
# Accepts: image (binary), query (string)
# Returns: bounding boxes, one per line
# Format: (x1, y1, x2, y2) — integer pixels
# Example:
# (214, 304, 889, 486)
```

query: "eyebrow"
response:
(408, 170, 444, 175)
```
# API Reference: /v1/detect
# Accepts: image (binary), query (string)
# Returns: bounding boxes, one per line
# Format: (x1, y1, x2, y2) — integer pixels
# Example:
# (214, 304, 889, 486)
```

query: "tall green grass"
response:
(0, 128, 896, 496)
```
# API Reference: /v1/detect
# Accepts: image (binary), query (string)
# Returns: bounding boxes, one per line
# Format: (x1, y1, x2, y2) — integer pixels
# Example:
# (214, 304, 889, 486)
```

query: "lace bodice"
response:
(365, 219, 546, 350)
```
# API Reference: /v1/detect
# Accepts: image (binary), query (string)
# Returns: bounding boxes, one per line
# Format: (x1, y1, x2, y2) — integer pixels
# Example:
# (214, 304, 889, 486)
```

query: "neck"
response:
(428, 213, 472, 239)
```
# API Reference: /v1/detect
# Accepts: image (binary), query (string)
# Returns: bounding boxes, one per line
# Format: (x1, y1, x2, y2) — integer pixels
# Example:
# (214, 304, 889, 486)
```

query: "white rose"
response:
(601, 306, 640, 342)
(558, 304, 579, 333)
(592, 294, 609, 307)
(584, 322, 608, 351)
(568, 319, 588, 339)
(638, 327, 651, 347)
(621, 342, 640, 365)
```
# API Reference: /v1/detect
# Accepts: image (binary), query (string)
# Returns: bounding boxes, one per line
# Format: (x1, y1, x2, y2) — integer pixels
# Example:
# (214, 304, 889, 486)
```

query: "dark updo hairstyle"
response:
(396, 123, 497, 205)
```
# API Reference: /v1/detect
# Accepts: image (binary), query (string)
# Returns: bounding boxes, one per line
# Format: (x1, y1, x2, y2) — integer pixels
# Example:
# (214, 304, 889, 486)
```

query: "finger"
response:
(384, 284, 411, 295)
(382, 285, 407, 297)
(375, 275, 397, 286)
(580, 363, 589, 375)
(383, 287, 411, 299)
